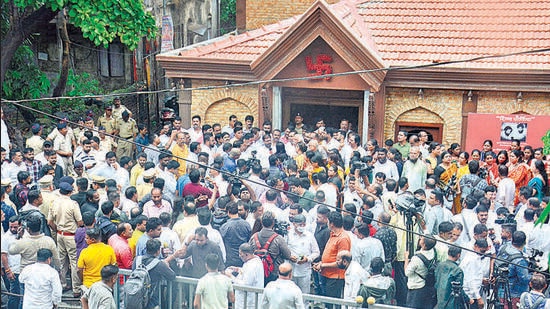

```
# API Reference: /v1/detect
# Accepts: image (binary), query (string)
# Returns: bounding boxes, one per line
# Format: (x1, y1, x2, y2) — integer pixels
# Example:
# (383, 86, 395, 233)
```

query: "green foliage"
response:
(48, 70, 105, 122)
(220, 0, 236, 35)
(2, 45, 51, 101)
(542, 130, 550, 155)
(10, 0, 158, 50)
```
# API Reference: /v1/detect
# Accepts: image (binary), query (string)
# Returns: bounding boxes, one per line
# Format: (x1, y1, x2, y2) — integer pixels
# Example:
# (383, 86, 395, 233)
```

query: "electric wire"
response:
(2, 47, 549, 105)
(6, 99, 549, 277)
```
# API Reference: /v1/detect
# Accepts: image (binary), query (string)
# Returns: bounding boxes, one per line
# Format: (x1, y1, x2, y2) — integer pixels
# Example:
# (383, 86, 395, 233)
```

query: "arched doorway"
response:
(395, 107, 444, 142)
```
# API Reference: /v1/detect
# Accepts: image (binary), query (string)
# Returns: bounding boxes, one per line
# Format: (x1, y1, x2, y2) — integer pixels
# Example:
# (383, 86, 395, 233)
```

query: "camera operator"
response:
(496, 231, 532, 308)
(435, 246, 471, 309)
(519, 274, 550, 309)
(460, 238, 491, 308)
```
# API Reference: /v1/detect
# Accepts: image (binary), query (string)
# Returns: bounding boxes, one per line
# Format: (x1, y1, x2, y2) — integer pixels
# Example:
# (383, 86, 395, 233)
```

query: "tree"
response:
(1, 0, 158, 85)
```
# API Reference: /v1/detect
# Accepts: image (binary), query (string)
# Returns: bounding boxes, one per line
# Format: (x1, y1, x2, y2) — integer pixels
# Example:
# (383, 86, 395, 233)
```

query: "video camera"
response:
(273, 220, 290, 236)
(495, 214, 516, 225)
(394, 192, 425, 216)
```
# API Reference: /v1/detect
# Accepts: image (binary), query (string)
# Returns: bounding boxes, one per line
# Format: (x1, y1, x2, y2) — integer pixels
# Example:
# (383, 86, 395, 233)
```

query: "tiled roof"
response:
(171, 0, 550, 71)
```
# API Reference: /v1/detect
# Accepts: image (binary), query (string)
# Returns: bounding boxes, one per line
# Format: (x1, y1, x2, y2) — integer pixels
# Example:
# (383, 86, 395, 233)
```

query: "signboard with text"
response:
(465, 113, 550, 153)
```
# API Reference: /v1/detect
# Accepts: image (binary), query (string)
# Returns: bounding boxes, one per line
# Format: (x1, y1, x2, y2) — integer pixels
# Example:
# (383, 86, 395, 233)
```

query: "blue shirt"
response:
(220, 217, 251, 267)
(222, 156, 237, 173)
(135, 134, 150, 153)
(1, 202, 16, 232)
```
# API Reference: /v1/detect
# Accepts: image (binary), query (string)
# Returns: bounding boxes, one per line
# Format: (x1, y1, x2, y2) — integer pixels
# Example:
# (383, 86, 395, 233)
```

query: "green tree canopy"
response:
(1, 0, 158, 84)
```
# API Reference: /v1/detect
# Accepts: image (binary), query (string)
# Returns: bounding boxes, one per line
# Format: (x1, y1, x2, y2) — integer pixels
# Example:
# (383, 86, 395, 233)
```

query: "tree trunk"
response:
(0, 5, 57, 86)
(52, 11, 70, 97)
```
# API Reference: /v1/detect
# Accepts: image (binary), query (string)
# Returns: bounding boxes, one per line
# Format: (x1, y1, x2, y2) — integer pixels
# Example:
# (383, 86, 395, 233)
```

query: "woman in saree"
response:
(426, 142, 442, 176)
(523, 145, 535, 166)
(497, 150, 509, 166)
(484, 151, 499, 186)
(454, 151, 470, 213)
(508, 149, 531, 204)
(528, 159, 548, 200)
(435, 151, 458, 211)
(448, 143, 461, 161)
(480, 139, 493, 161)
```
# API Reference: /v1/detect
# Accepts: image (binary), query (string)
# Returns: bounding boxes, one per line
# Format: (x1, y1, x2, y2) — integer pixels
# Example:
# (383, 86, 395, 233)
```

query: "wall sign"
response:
(305, 54, 333, 80)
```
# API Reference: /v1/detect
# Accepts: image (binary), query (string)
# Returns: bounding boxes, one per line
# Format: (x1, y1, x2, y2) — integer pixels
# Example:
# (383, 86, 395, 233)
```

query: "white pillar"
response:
(272, 86, 282, 130)
(362, 90, 370, 141)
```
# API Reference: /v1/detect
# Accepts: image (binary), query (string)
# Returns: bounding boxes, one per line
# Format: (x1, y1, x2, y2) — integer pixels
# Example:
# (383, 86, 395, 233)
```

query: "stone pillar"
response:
(363, 90, 370, 142)
(272, 86, 282, 130)
(178, 79, 192, 128)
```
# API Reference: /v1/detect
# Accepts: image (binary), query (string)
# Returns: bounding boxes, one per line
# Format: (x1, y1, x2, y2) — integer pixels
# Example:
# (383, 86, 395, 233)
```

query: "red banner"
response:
(465, 113, 550, 153)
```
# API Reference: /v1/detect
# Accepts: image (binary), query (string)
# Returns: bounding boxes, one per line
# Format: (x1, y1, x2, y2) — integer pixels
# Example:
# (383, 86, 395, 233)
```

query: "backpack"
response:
(124, 256, 160, 309)
(493, 249, 523, 277)
(461, 176, 482, 201)
(19, 209, 51, 237)
(415, 251, 438, 288)
(9, 184, 26, 210)
(519, 292, 546, 309)
(253, 233, 279, 285)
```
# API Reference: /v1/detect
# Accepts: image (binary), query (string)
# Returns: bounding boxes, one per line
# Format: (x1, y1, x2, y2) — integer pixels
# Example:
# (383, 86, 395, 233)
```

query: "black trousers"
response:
(323, 276, 344, 309)
(393, 260, 408, 306)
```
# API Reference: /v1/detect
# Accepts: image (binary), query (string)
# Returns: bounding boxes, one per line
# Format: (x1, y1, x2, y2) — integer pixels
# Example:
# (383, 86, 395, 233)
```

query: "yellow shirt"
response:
(77, 242, 117, 287)
(172, 143, 189, 177)
(128, 229, 144, 257)
(130, 164, 144, 186)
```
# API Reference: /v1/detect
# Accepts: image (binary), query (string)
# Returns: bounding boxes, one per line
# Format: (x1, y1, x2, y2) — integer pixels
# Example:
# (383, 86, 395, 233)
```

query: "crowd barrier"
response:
(116, 269, 408, 309)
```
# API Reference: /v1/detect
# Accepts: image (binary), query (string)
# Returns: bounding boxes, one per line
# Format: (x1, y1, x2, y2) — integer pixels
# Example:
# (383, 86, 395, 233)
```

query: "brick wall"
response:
(384, 87, 550, 147)
(245, 0, 339, 30)
(190, 80, 259, 125)
(384, 88, 463, 146)
(477, 91, 550, 115)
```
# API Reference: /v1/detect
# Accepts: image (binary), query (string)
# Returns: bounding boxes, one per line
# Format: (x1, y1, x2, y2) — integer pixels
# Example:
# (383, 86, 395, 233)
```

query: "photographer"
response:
(435, 246, 470, 309)
(496, 231, 532, 308)
(519, 274, 550, 309)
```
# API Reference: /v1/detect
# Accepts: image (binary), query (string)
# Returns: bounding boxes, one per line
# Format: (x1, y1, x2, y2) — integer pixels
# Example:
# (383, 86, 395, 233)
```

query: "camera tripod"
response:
(442, 282, 468, 309)
(487, 270, 512, 309)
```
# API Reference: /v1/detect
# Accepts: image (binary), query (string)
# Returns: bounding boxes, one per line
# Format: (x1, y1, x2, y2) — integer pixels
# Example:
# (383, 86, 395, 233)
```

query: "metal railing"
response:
(116, 269, 407, 309)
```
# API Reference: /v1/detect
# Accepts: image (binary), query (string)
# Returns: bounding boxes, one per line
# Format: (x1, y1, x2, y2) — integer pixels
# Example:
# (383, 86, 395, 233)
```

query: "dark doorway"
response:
(289, 104, 359, 130)
(282, 88, 364, 131)
(395, 122, 443, 143)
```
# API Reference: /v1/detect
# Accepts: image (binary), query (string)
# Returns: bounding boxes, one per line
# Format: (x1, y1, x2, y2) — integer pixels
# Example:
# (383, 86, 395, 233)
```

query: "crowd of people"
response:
(1, 102, 549, 309)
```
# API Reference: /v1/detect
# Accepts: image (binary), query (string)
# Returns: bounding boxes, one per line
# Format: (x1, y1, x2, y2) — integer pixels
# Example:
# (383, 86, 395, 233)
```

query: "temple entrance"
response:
(282, 88, 364, 132)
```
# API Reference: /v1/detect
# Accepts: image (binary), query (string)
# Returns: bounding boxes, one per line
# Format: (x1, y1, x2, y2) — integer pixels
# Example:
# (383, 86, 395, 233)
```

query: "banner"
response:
(465, 113, 550, 153)
(161, 15, 174, 53)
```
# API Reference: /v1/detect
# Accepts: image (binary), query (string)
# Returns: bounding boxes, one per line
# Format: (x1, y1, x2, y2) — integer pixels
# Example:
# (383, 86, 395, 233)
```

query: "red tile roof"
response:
(168, 0, 550, 71)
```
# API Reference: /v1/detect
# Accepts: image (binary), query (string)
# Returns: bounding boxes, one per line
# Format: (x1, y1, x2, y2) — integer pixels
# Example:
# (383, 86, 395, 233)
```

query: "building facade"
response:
(157, 0, 550, 148)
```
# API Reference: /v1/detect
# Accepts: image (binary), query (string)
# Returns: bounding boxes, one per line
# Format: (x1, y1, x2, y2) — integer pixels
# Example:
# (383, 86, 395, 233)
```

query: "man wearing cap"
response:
(53, 122, 75, 176)
(293, 113, 309, 136)
(37, 175, 56, 218)
(137, 169, 156, 201)
(97, 105, 118, 136)
(26, 123, 45, 155)
(90, 175, 107, 203)
(287, 213, 320, 294)
(47, 181, 84, 297)
(115, 111, 137, 159)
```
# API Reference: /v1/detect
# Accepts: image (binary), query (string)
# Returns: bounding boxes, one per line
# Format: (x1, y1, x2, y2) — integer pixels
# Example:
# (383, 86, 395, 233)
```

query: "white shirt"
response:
(19, 262, 62, 309)
(159, 226, 182, 252)
(6, 161, 27, 187)
(352, 236, 385, 271)
(1, 231, 21, 274)
(460, 251, 491, 300)
(496, 178, 515, 210)
(262, 278, 305, 309)
(286, 229, 320, 277)
(232, 256, 264, 309)
(318, 183, 338, 207)
(1, 118, 10, 151)
(344, 260, 370, 301)
(373, 160, 399, 181)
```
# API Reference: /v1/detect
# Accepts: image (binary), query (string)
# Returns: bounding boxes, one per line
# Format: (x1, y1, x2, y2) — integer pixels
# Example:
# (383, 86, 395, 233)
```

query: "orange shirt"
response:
(321, 229, 351, 279)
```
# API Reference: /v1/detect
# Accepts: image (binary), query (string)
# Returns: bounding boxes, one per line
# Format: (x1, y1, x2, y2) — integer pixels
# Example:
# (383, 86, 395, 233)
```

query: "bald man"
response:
(262, 262, 305, 309)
